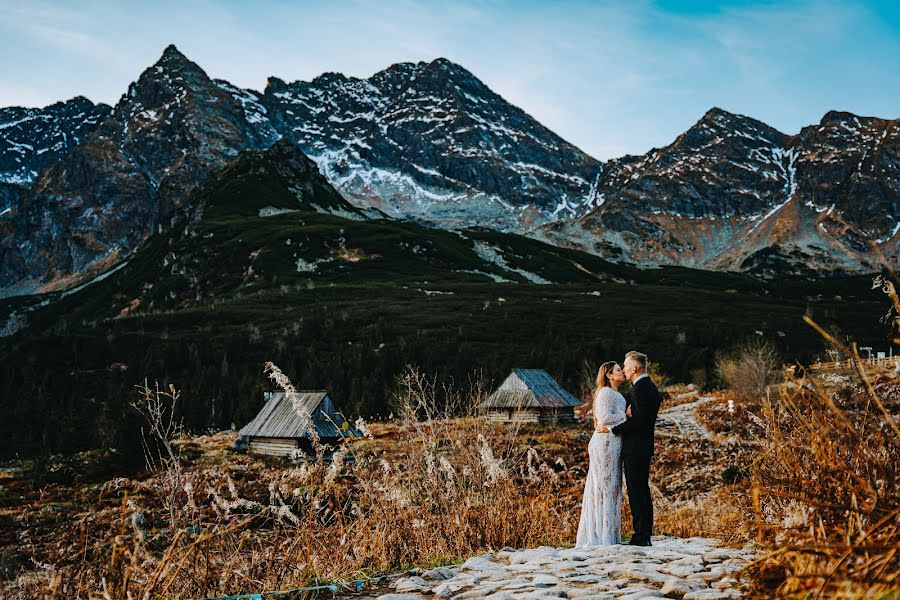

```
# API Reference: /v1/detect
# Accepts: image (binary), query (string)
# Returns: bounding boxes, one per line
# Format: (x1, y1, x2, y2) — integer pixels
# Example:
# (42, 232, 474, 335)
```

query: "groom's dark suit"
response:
(611, 375, 662, 545)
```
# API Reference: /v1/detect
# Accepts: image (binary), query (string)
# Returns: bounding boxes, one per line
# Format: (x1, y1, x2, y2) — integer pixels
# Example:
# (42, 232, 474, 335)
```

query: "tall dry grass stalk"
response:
(739, 276, 900, 598)
(19, 365, 574, 599)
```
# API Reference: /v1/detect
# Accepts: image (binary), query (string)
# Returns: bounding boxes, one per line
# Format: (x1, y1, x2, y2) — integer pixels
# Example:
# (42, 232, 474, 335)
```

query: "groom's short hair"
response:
(625, 351, 648, 372)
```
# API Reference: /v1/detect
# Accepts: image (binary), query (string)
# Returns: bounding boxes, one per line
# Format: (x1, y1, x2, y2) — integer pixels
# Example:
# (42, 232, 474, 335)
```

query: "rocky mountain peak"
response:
(311, 71, 351, 87)
(420, 57, 474, 78)
(265, 76, 288, 94)
(229, 138, 326, 181)
(193, 138, 368, 221)
(411, 57, 492, 100)
(0, 96, 111, 185)
(3, 46, 897, 294)
(61, 95, 97, 110)
(159, 44, 192, 66)
(690, 107, 785, 142)
(0, 45, 283, 294)
(700, 106, 735, 121)
(819, 110, 864, 125)
(124, 44, 210, 106)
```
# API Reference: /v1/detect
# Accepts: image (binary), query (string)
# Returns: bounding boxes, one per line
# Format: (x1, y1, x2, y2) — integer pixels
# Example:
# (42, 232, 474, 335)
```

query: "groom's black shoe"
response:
(627, 539, 652, 547)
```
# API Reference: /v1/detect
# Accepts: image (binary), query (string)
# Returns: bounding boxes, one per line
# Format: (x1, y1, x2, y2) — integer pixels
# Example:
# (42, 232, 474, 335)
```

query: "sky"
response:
(0, 0, 897, 160)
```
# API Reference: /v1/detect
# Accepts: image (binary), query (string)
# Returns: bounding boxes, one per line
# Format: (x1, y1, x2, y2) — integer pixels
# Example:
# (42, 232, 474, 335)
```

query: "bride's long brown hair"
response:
(592, 361, 618, 429)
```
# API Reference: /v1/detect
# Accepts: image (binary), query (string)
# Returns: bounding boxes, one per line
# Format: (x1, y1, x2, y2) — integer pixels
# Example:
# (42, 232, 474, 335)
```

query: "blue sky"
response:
(1, 0, 897, 160)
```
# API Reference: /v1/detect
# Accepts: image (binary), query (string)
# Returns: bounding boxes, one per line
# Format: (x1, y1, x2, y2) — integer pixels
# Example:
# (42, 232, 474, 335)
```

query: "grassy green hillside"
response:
(0, 141, 888, 459)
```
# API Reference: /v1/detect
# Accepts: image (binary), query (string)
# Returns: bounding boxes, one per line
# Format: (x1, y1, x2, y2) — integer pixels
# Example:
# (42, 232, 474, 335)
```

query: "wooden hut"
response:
(480, 369, 579, 424)
(237, 391, 361, 457)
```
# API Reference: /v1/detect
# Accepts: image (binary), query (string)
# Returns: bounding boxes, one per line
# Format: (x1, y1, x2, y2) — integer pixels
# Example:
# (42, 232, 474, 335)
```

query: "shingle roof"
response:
(239, 391, 362, 439)
(481, 369, 580, 409)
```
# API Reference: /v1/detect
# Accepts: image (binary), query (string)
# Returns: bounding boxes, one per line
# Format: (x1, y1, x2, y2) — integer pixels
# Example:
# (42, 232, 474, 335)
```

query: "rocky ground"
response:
(378, 537, 753, 599)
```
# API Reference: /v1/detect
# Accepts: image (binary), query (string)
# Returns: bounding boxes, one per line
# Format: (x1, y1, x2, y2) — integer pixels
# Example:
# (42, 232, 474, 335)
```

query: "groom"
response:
(599, 350, 662, 546)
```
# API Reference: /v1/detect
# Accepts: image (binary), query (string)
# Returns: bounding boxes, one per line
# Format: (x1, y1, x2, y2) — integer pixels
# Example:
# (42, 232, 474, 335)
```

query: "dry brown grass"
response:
(6, 331, 895, 599)
(732, 276, 900, 598)
(737, 363, 900, 598)
(5, 367, 582, 599)
(2, 376, 770, 599)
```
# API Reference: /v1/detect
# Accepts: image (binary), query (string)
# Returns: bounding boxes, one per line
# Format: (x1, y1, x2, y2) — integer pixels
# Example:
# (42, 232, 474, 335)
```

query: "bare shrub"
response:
(715, 337, 779, 400)
(131, 380, 184, 532)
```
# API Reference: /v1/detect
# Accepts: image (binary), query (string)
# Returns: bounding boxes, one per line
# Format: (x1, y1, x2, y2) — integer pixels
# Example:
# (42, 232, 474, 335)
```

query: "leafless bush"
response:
(715, 337, 780, 400)
(131, 380, 184, 532)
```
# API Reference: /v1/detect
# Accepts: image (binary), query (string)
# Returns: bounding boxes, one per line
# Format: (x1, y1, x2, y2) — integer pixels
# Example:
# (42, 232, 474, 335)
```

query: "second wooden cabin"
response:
(480, 369, 579, 424)
(238, 390, 361, 458)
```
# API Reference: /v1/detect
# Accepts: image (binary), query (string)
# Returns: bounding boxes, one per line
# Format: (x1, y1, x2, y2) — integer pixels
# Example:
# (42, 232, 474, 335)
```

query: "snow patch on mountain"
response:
(259, 206, 300, 217)
(472, 241, 549, 284)
(876, 222, 900, 244)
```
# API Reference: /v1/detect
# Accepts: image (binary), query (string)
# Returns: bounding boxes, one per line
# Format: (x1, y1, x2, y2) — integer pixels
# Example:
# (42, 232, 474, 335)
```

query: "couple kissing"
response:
(576, 350, 662, 548)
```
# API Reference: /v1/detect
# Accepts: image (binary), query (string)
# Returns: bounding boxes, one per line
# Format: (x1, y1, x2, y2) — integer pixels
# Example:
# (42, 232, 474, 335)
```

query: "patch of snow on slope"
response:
(309, 203, 365, 221)
(472, 241, 550, 284)
(59, 260, 130, 299)
(746, 147, 799, 235)
(771, 147, 798, 199)
(581, 174, 605, 209)
(551, 195, 580, 219)
(458, 269, 511, 283)
(876, 222, 900, 244)
(259, 207, 300, 217)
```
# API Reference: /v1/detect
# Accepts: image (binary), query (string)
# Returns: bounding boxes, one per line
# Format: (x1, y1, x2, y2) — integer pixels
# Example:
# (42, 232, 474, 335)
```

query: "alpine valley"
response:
(0, 45, 893, 457)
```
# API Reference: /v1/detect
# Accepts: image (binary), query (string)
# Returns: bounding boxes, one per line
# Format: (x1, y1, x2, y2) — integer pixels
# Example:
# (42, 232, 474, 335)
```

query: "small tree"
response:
(715, 338, 780, 399)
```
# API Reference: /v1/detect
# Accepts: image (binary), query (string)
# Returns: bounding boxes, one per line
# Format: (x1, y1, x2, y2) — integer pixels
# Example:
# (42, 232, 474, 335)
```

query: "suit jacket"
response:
(611, 376, 662, 456)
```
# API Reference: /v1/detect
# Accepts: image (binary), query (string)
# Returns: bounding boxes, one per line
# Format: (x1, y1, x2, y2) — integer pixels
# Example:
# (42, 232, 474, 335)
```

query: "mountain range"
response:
(1, 44, 897, 297)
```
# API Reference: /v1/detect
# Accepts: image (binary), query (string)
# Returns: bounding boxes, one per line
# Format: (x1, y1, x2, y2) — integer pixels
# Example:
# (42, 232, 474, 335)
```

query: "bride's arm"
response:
(595, 388, 627, 429)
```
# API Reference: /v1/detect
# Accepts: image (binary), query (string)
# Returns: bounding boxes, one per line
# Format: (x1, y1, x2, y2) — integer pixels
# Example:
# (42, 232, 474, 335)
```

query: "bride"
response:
(576, 361, 628, 547)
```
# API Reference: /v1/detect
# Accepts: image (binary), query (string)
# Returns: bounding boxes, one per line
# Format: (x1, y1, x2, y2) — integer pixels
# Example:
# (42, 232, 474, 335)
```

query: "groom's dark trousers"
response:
(612, 376, 662, 545)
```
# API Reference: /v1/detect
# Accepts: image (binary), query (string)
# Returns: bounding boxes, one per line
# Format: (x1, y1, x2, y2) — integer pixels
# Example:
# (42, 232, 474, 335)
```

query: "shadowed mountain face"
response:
(0, 96, 111, 185)
(260, 58, 602, 227)
(0, 45, 283, 296)
(23, 139, 634, 317)
(539, 108, 900, 277)
(0, 45, 897, 295)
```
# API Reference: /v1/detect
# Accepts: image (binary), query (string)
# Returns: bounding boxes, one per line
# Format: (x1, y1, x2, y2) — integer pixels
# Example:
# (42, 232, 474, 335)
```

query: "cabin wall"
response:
(247, 437, 350, 459)
(248, 437, 299, 457)
(485, 407, 575, 424)
(538, 407, 575, 424)
(486, 408, 540, 423)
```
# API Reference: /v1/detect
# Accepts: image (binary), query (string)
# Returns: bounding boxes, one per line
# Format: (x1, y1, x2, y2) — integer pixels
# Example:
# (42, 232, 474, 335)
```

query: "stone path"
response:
(379, 536, 753, 599)
(655, 395, 716, 441)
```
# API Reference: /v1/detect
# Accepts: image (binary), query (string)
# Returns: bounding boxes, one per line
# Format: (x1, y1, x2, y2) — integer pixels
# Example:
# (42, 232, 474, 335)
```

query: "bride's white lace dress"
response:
(576, 386, 628, 547)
